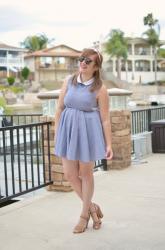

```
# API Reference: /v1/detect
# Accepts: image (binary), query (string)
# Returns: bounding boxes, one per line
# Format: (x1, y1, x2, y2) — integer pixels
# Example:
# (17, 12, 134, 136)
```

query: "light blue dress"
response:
(54, 77, 106, 162)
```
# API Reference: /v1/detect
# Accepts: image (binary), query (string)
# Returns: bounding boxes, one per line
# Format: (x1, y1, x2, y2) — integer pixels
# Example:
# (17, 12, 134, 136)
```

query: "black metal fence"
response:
(94, 159, 107, 171)
(0, 114, 42, 127)
(0, 121, 53, 204)
(131, 106, 165, 134)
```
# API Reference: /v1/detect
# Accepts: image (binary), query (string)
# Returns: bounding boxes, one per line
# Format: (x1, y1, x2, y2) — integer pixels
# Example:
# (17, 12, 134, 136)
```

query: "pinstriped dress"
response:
(54, 76, 106, 162)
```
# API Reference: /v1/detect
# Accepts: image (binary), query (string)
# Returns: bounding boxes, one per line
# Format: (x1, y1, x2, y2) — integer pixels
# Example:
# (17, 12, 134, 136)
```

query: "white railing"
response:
(0, 57, 24, 67)
(0, 57, 7, 64)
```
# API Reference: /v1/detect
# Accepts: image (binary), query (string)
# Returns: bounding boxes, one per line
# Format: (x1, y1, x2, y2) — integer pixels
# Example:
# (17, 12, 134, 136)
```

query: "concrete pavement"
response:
(0, 154, 165, 250)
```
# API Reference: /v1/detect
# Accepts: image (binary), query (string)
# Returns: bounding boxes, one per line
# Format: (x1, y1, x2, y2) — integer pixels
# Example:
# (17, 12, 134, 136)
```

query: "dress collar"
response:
(77, 74, 94, 86)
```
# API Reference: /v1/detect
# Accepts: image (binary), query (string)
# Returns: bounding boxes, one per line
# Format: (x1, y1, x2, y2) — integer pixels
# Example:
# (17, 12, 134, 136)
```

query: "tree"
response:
(21, 33, 55, 52)
(105, 29, 128, 80)
(157, 48, 165, 58)
(143, 13, 160, 85)
(143, 13, 159, 29)
(21, 67, 30, 81)
(7, 76, 15, 85)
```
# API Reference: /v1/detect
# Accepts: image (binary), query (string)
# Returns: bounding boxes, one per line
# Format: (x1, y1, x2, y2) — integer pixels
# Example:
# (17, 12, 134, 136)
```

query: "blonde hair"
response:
(71, 48, 103, 92)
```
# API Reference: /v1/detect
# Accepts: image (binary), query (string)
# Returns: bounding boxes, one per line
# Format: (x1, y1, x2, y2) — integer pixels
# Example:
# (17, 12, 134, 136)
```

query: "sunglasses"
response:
(78, 56, 93, 65)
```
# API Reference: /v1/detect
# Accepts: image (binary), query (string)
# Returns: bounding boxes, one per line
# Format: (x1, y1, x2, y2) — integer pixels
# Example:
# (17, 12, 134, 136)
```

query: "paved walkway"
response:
(0, 154, 165, 250)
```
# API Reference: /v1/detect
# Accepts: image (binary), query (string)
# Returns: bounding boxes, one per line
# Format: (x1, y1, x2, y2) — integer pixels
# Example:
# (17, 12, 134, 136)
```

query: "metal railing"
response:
(131, 106, 165, 134)
(0, 114, 42, 127)
(94, 159, 107, 171)
(0, 121, 53, 204)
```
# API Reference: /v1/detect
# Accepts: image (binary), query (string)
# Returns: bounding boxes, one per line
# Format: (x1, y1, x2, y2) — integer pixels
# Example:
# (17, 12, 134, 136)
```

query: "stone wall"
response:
(107, 110, 132, 170)
(42, 110, 131, 191)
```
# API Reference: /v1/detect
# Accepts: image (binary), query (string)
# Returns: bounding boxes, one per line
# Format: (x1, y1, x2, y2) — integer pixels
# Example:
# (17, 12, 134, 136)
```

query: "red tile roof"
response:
(25, 44, 82, 58)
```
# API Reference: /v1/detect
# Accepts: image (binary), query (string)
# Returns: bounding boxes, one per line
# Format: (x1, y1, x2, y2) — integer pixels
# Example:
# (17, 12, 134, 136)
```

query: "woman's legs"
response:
(62, 157, 101, 232)
(62, 157, 83, 200)
(79, 161, 95, 218)
(62, 158, 95, 216)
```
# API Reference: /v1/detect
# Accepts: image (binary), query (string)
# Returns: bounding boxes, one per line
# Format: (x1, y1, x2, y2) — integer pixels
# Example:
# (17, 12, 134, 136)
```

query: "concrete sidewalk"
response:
(0, 154, 165, 250)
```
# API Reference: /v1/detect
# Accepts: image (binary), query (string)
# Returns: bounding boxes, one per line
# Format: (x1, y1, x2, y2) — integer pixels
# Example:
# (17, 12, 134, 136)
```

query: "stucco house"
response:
(102, 37, 165, 84)
(0, 42, 26, 79)
(24, 44, 81, 85)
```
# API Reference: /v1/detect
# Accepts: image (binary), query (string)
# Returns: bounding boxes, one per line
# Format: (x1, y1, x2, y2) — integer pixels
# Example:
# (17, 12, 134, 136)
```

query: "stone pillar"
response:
(41, 116, 73, 192)
(107, 110, 131, 170)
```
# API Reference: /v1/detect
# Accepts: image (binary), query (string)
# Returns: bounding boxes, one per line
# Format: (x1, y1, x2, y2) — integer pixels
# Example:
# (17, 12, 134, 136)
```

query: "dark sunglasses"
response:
(78, 56, 93, 65)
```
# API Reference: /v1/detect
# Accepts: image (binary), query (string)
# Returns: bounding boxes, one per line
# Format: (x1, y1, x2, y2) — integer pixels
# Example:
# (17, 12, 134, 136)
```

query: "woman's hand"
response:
(105, 146, 113, 160)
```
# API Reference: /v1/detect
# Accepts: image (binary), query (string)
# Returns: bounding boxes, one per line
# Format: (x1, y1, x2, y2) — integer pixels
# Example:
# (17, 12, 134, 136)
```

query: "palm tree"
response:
(157, 48, 165, 58)
(21, 33, 55, 52)
(143, 13, 159, 29)
(143, 13, 160, 85)
(105, 29, 128, 80)
(38, 33, 54, 50)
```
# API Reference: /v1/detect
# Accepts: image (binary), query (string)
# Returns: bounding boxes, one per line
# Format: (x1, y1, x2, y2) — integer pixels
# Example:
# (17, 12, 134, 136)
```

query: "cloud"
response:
(0, 3, 89, 41)
(0, 6, 37, 32)
(0, 0, 165, 50)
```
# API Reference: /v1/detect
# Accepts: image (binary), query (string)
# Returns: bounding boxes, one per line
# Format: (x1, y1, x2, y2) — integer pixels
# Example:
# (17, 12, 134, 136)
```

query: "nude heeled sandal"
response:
(93, 203, 104, 218)
(90, 203, 103, 230)
(73, 214, 90, 233)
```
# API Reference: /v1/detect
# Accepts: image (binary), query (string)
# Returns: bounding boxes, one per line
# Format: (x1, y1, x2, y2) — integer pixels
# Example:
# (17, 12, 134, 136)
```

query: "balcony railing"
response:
(0, 57, 23, 67)
(134, 48, 151, 56)
(37, 63, 78, 71)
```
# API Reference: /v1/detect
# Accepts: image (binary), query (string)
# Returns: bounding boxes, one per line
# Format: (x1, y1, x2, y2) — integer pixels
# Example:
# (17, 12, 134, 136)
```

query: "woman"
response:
(54, 48, 113, 233)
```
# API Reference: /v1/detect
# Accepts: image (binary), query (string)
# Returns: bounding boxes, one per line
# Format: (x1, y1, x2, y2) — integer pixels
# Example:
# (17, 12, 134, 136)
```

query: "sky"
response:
(0, 0, 165, 51)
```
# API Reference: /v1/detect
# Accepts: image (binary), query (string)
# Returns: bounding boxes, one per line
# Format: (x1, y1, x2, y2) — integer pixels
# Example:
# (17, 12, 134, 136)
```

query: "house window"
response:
(135, 44, 150, 55)
(8, 51, 19, 58)
(121, 61, 126, 71)
(128, 45, 132, 55)
(55, 57, 65, 65)
(40, 57, 52, 67)
(120, 60, 132, 71)
(127, 61, 132, 71)
(154, 61, 165, 72)
(0, 51, 6, 57)
(135, 60, 150, 71)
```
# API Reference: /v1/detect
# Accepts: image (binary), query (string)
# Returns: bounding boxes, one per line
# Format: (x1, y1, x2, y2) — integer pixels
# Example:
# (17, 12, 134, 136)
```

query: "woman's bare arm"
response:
(97, 85, 113, 159)
(54, 79, 68, 139)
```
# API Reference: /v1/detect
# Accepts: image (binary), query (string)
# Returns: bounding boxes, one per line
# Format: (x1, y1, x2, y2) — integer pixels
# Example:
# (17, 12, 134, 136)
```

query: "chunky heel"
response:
(96, 205, 104, 218)
(90, 203, 102, 230)
(73, 214, 90, 234)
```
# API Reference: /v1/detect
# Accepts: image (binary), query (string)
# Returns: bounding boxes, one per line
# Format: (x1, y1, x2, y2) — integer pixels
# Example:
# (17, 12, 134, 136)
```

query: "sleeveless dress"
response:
(54, 77, 106, 162)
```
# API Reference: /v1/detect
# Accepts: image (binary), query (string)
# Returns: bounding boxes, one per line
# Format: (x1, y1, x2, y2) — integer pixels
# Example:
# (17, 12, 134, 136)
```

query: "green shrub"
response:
(0, 96, 6, 108)
(7, 76, 15, 85)
(21, 67, 30, 80)
(157, 48, 165, 58)
(0, 96, 13, 114)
